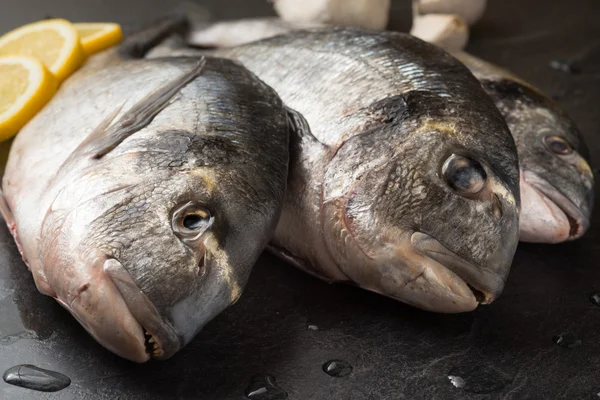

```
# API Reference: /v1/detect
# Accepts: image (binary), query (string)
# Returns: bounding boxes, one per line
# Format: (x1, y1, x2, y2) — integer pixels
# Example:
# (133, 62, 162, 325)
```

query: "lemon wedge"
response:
(74, 22, 123, 56)
(0, 56, 58, 141)
(0, 19, 85, 82)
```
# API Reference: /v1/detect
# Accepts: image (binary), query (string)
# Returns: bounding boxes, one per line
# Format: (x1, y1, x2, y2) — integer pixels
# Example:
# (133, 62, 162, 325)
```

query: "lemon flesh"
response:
(0, 56, 58, 141)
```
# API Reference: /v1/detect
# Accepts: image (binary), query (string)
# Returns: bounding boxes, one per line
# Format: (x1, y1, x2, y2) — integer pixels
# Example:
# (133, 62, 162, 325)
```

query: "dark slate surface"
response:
(1, 0, 599, 399)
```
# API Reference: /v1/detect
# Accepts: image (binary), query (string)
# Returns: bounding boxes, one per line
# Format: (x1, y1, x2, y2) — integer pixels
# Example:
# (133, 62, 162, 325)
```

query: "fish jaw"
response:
(327, 222, 508, 313)
(53, 257, 181, 363)
(360, 230, 509, 313)
(54, 256, 150, 363)
(520, 170, 591, 243)
(372, 235, 480, 313)
(409, 232, 507, 306)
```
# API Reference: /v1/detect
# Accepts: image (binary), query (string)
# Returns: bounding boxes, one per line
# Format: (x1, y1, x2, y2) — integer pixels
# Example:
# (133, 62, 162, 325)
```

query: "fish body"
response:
(182, 15, 595, 244)
(0, 18, 291, 362)
(162, 26, 522, 313)
(452, 51, 594, 243)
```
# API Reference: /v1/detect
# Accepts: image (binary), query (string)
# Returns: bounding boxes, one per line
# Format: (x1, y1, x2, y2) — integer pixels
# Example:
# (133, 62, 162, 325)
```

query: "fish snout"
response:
(55, 257, 181, 363)
(520, 170, 592, 243)
(410, 232, 508, 306)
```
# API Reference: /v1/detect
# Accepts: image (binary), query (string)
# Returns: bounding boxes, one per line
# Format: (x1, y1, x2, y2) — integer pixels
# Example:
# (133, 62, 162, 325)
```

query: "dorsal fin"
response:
(73, 57, 207, 160)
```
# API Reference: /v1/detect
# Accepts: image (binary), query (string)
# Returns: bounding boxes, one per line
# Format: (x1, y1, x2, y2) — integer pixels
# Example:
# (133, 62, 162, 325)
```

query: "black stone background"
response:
(0, 0, 599, 399)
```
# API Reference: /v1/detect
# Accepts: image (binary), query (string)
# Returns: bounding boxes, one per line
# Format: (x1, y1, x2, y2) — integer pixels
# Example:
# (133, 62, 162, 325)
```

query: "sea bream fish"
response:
(450, 52, 594, 243)
(181, 17, 595, 244)
(150, 26, 522, 313)
(0, 17, 291, 362)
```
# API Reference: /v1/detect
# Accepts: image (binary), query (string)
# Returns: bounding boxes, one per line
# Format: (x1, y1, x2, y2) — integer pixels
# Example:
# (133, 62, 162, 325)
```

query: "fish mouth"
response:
(521, 170, 590, 243)
(103, 259, 182, 362)
(60, 258, 182, 363)
(410, 232, 506, 307)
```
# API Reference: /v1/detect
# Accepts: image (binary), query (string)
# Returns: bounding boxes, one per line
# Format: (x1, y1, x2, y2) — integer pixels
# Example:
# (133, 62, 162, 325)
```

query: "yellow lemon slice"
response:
(0, 56, 58, 141)
(0, 19, 85, 82)
(74, 22, 123, 56)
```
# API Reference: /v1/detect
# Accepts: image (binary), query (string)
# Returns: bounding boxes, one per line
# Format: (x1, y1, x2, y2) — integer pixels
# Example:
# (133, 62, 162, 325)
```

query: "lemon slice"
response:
(0, 19, 85, 82)
(74, 22, 123, 56)
(0, 56, 58, 141)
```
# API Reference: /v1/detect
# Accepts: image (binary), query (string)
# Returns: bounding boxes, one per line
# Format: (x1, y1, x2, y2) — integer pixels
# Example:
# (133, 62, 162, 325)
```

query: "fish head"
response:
(481, 79, 594, 243)
(321, 90, 520, 312)
(37, 59, 289, 362)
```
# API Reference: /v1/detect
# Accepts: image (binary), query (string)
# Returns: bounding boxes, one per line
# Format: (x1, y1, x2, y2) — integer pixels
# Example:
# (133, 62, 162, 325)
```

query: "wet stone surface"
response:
(3, 365, 71, 392)
(1, 0, 600, 399)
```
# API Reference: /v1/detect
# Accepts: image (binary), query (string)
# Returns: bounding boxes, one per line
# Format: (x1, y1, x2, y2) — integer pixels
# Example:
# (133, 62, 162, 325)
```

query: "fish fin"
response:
(117, 14, 193, 60)
(286, 106, 327, 148)
(73, 58, 207, 160)
(267, 244, 337, 283)
(0, 188, 15, 227)
(118, 4, 212, 59)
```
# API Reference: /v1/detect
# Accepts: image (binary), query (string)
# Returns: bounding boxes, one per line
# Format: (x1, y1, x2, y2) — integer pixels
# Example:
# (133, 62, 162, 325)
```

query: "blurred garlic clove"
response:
(413, 0, 487, 26)
(272, 0, 391, 31)
(410, 13, 469, 51)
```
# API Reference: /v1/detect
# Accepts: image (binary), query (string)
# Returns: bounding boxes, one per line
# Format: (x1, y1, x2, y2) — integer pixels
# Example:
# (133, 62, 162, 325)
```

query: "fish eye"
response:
(543, 135, 573, 156)
(441, 154, 487, 195)
(183, 214, 205, 230)
(172, 202, 213, 240)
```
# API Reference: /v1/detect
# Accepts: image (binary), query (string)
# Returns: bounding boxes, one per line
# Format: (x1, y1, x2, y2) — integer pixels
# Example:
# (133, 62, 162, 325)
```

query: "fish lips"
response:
(103, 258, 183, 361)
(522, 170, 591, 242)
(410, 231, 507, 305)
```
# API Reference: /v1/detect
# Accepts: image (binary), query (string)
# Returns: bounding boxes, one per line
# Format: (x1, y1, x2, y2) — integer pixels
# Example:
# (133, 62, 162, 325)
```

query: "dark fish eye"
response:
(172, 203, 212, 239)
(543, 135, 573, 156)
(183, 213, 208, 230)
(441, 154, 487, 194)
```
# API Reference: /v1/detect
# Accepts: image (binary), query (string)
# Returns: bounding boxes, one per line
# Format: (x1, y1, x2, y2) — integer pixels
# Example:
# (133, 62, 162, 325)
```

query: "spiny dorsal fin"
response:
(76, 57, 207, 160)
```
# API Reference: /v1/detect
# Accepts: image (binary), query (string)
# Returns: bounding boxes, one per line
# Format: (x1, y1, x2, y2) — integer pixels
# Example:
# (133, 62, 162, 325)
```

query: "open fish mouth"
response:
(522, 170, 590, 241)
(59, 258, 183, 363)
(410, 232, 506, 306)
(103, 259, 182, 362)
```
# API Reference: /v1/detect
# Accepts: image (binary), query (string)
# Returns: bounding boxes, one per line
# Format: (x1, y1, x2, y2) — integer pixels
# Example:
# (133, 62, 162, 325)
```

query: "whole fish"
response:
(153, 26, 521, 313)
(451, 52, 594, 243)
(0, 17, 291, 362)
(183, 17, 595, 244)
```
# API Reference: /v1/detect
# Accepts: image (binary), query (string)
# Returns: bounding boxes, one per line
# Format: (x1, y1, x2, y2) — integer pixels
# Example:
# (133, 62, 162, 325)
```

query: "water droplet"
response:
(447, 365, 512, 394)
(590, 292, 600, 307)
(553, 332, 582, 348)
(3, 364, 71, 392)
(549, 60, 581, 74)
(448, 375, 466, 388)
(307, 325, 319, 331)
(244, 375, 287, 400)
(322, 359, 353, 378)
